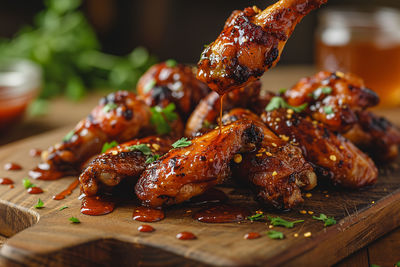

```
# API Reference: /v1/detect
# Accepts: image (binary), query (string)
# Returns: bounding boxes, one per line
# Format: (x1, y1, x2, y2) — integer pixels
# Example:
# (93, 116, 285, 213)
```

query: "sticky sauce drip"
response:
(80, 196, 115, 216)
(4, 163, 22, 171)
(244, 232, 261, 240)
(53, 179, 79, 200)
(138, 225, 155, 233)
(193, 204, 250, 223)
(176, 231, 197, 240)
(27, 187, 43, 194)
(133, 206, 165, 222)
(29, 163, 64, 180)
(0, 177, 14, 185)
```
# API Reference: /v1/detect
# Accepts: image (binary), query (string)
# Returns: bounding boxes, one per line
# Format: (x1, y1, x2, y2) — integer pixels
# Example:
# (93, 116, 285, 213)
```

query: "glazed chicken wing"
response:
(344, 110, 400, 162)
(284, 71, 379, 132)
(222, 109, 316, 209)
(262, 109, 378, 188)
(135, 120, 264, 208)
(184, 81, 261, 136)
(197, 0, 326, 94)
(137, 61, 210, 120)
(41, 91, 151, 173)
(80, 136, 173, 196)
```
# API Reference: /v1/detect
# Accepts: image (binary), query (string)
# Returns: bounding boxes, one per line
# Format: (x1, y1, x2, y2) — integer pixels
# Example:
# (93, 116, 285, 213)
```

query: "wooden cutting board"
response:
(1, 124, 400, 267)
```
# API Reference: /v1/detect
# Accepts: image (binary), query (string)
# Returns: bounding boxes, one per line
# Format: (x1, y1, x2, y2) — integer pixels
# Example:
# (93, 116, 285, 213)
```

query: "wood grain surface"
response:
(0, 126, 400, 266)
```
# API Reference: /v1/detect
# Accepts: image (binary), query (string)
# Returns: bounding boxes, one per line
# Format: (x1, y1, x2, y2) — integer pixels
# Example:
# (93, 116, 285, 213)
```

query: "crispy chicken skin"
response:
(262, 109, 378, 188)
(284, 71, 379, 133)
(184, 81, 261, 136)
(135, 120, 264, 208)
(42, 91, 151, 173)
(80, 136, 173, 196)
(223, 109, 316, 209)
(197, 0, 326, 94)
(344, 110, 400, 162)
(137, 62, 210, 120)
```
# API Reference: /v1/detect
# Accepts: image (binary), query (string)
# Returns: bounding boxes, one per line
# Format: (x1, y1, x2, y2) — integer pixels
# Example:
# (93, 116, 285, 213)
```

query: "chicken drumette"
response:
(197, 0, 326, 94)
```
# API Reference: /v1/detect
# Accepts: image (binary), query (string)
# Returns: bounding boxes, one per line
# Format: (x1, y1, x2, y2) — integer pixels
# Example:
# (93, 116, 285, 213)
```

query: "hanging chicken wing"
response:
(80, 136, 173, 196)
(197, 0, 326, 94)
(135, 120, 264, 208)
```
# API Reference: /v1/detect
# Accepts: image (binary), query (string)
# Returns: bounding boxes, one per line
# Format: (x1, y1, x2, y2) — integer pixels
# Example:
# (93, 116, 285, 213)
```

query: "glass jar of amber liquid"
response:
(316, 7, 400, 107)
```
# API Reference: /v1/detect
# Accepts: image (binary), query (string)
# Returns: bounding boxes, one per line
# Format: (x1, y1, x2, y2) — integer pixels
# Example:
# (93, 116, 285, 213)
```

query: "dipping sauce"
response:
(244, 232, 261, 240)
(29, 149, 42, 157)
(138, 225, 155, 233)
(4, 162, 22, 171)
(27, 186, 43, 194)
(176, 232, 197, 240)
(133, 206, 165, 222)
(193, 204, 250, 223)
(0, 177, 14, 185)
(53, 179, 79, 200)
(80, 196, 115, 216)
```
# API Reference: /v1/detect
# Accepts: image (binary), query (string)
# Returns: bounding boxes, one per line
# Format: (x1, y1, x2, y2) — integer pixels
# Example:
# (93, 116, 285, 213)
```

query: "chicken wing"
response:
(284, 71, 379, 132)
(137, 61, 210, 120)
(135, 120, 264, 208)
(80, 136, 173, 196)
(197, 0, 326, 94)
(184, 81, 261, 136)
(222, 108, 316, 209)
(262, 109, 378, 188)
(344, 110, 400, 162)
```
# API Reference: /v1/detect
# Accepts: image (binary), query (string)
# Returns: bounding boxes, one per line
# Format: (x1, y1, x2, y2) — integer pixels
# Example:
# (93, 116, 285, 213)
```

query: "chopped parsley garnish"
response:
(312, 213, 336, 227)
(102, 102, 118, 113)
(267, 230, 284, 239)
(101, 141, 119, 153)
(395, 261, 400, 267)
(63, 130, 75, 142)
(309, 86, 332, 100)
(172, 138, 192, 149)
(145, 154, 160, 164)
(144, 78, 156, 93)
(34, 198, 44, 209)
(323, 106, 334, 115)
(150, 103, 178, 135)
(59, 206, 68, 211)
(165, 59, 177, 67)
(69, 217, 80, 223)
(128, 144, 152, 155)
(268, 216, 304, 228)
(22, 178, 35, 189)
(247, 212, 265, 222)
(265, 96, 308, 113)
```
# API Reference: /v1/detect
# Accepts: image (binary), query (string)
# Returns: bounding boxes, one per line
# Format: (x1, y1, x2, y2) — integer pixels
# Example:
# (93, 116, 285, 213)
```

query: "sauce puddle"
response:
(244, 232, 261, 240)
(27, 186, 43, 194)
(0, 178, 14, 185)
(176, 232, 196, 240)
(81, 196, 115, 216)
(193, 204, 250, 223)
(29, 163, 65, 180)
(53, 179, 80, 200)
(138, 225, 155, 233)
(133, 206, 165, 222)
(4, 163, 22, 171)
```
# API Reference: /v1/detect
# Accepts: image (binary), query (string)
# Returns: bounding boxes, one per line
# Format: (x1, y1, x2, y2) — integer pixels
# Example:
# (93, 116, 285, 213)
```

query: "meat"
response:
(135, 120, 264, 208)
(197, 0, 326, 94)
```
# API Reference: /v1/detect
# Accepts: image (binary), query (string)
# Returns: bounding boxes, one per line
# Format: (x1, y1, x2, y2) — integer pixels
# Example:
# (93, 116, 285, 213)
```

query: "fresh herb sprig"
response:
(312, 213, 336, 227)
(101, 141, 119, 153)
(128, 144, 160, 164)
(69, 217, 80, 223)
(247, 212, 266, 222)
(265, 96, 308, 113)
(22, 178, 36, 189)
(172, 138, 192, 149)
(309, 86, 332, 100)
(34, 198, 44, 209)
(267, 230, 284, 239)
(267, 216, 304, 228)
(150, 103, 178, 135)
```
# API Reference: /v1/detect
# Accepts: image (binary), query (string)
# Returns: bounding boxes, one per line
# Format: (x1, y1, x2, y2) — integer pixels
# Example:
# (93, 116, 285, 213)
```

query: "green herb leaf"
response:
(310, 86, 332, 100)
(145, 154, 160, 164)
(128, 144, 152, 155)
(395, 261, 400, 267)
(172, 138, 192, 149)
(63, 130, 75, 142)
(268, 216, 304, 228)
(101, 140, 119, 153)
(144, 78, 156, 93)
(34, 198, 44, 209)
(312, 213, 336, 227)
(247, 213, 265, 222)
(69, 217, 80, 223)
(267, 230, 284, 240)
(102, 102, 118, 113)
(150, 103, 178, 135)
(22, 178, 36, 189)
(265, 96, 308, 113)
(165, 59, 177, 67)
(59, 206, 68, 211)
(323, 106, 334, 115)
(279, 88, 287, 94)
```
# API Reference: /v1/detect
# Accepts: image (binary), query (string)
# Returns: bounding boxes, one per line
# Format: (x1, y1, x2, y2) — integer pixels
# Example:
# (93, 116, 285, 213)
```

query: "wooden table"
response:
(1, 66, 399, 266)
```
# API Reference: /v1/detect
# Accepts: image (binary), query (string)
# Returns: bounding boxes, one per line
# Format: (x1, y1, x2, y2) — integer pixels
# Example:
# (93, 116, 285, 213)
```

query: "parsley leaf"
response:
(323, 106, 334, 115)
(145, 154, 160, 164)
(165, 59, 177, 67)
(102, 102, 118, 113)
(247, 213, 265, 222)
(22, 178, 36, 189)
(34, 198, 44, 209)
(69, 217, 80, 223)
(312, 213, 336, 227)
(268, 216, 304, 228)
(63, 130, 75, 142)
(265, 96, 308, 113)
(172, 138, 192, 149)
(150, 103, 178, 135)
(310, 86, 332, 100)
(144, 78, 156, 93)
(101, 140, 119, 153)
(59, 206, 68, 211)
(267, 230, 284, 239)
(128, 144, 152, 155)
